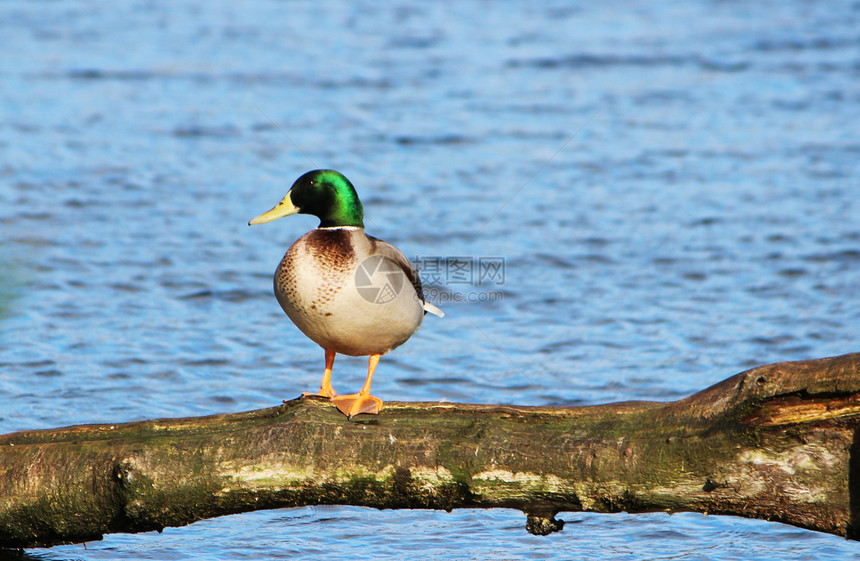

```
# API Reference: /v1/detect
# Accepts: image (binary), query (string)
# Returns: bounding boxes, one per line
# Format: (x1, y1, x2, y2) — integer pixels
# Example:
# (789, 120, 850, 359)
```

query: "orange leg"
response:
(331, 353, 383, 419)
(303, 349, 337, 398)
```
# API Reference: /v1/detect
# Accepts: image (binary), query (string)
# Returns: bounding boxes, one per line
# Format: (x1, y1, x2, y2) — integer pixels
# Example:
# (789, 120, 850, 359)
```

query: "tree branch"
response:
(2, 352, 860, 548)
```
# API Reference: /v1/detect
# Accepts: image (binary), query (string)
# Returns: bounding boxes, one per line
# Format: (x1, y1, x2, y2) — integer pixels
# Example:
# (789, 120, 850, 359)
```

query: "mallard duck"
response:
(249, 169, 443, 419)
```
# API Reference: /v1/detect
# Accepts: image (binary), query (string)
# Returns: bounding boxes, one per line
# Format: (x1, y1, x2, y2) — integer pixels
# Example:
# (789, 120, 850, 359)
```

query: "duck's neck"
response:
(314, 191, 364, 229)
(317, 225, 363, 231)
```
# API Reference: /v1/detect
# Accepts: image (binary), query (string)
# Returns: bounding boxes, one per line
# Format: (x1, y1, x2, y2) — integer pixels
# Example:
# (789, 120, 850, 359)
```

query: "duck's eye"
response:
(308, 180, 317, 186)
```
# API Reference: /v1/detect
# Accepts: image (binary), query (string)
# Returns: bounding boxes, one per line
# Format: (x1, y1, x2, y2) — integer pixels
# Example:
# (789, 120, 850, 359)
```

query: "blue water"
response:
(2, 0, 859, 559)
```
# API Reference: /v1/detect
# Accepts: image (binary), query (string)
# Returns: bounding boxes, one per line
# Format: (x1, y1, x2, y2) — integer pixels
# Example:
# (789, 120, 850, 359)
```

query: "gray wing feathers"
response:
(369, 236, 444, 318)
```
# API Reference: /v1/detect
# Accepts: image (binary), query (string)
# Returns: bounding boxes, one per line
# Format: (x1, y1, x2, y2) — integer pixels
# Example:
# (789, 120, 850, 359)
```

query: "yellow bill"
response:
(249, 191, 300, 225)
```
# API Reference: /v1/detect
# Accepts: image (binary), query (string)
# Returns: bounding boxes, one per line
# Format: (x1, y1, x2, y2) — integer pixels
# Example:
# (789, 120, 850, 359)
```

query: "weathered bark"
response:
(2, 353, 860, 548)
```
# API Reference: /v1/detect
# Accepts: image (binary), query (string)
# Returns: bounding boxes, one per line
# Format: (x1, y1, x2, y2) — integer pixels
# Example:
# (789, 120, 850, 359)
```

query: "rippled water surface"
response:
(2, 0, 859, 559)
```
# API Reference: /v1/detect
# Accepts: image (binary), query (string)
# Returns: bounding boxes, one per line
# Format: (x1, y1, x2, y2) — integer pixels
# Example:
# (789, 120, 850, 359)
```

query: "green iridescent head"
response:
(249, 169, 365, 229)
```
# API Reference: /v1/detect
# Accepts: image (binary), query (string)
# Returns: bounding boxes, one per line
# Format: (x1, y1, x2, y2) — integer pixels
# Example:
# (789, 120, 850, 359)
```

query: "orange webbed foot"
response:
(331, 393, 383, 419)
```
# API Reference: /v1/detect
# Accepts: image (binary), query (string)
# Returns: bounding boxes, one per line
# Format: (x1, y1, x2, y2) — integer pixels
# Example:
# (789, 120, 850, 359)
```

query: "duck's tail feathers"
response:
(423, 302, 444, 318)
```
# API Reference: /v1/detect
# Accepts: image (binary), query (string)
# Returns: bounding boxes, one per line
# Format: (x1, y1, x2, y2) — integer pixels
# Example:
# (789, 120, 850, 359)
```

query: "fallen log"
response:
(1, 352, 860, 548)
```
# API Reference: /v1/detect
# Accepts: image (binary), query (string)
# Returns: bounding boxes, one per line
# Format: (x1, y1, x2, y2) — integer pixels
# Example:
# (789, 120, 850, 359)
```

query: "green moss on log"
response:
(1, 353, 859, 548)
